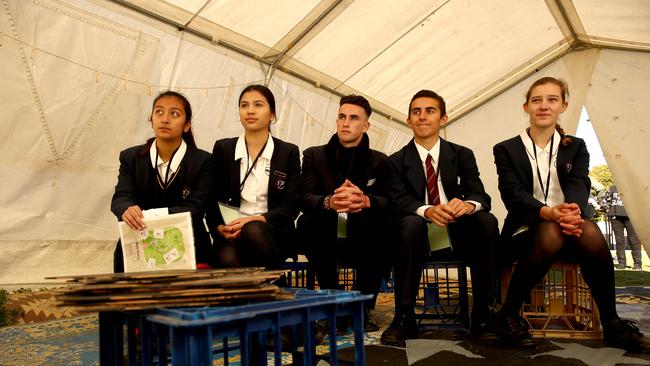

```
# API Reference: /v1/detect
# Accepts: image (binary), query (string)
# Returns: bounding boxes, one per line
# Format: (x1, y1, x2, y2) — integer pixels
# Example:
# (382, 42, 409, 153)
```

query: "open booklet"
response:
(427, 223, 452, 253)
(118, 212, 196, 272)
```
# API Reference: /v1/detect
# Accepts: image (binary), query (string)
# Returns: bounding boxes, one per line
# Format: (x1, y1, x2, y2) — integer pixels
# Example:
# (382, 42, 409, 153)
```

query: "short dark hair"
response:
(340, 94, 372, 118)
(239, 84, 276, 115)
(408, 90, 446, 117)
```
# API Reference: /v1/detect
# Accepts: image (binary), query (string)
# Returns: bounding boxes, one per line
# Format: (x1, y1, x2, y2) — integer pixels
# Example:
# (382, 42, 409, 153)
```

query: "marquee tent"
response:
(1, 0, 649, 287)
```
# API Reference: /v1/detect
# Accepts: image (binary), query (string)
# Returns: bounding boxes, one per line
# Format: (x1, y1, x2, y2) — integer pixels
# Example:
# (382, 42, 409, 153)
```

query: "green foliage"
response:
(615, 270, 650, 287)
(589, 165, 613, 191)
(0, 289, 20, 327)
(588, 164, 614, 221)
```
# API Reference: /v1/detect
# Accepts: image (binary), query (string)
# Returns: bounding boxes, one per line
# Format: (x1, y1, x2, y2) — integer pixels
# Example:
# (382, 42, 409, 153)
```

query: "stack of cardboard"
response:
(49, 268, 291, 312)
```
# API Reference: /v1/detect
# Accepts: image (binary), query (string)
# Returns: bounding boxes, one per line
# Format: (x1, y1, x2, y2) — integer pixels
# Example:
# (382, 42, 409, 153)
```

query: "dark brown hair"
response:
(409, 90, 446, 117)
(525, 77, 572, 146)
(340, 94, 372, 118)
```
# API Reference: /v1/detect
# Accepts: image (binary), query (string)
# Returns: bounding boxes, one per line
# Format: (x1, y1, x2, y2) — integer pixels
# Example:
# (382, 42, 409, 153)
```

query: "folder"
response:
(427, 223, 452, 253)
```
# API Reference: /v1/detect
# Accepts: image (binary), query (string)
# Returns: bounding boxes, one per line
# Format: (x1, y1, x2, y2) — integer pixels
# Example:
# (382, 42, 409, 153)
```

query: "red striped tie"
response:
(426, 154, 440, 206)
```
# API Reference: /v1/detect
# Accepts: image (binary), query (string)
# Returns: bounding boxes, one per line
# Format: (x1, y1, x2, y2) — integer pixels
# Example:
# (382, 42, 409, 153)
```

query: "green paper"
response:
(427, 223, 451, 252)
(337, 213, 348, 239)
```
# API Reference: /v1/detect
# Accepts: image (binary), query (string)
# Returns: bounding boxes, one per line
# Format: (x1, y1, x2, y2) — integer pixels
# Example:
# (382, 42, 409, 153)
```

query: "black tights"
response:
(214, 221, 284, 269)
(501, 219, 617, 322)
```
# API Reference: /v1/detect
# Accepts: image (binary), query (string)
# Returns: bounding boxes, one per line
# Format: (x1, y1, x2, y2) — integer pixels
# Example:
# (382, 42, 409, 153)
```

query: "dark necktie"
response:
(426, 154, 440, 206)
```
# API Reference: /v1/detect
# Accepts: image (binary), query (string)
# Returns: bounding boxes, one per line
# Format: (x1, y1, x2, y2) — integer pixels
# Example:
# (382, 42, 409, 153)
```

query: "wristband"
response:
(323, 195, 332, 210)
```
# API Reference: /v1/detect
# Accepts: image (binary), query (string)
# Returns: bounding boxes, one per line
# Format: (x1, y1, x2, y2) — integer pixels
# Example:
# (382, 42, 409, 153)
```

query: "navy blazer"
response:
(110, 142, 215, 246)
(384, 138, 491, 217)
(493, 135, 590, 238)
(206, 136, 301, 234)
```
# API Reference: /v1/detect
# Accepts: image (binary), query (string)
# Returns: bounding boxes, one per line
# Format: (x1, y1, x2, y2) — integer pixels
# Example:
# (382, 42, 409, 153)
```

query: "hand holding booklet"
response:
(118, 212, 196, 272)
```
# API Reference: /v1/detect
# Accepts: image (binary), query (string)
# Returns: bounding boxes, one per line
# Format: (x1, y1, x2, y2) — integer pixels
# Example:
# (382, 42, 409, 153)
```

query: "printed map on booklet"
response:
(118, 212, 196, 272)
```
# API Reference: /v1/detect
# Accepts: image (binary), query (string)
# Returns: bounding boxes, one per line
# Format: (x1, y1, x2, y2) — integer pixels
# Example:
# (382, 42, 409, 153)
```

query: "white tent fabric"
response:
(586, 49, 650, 254)
(0, 0, 648, 286)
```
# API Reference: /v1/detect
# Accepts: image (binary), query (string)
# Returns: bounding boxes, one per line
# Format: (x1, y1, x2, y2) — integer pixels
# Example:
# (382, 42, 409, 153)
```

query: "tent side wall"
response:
(1, 1, 648, 287)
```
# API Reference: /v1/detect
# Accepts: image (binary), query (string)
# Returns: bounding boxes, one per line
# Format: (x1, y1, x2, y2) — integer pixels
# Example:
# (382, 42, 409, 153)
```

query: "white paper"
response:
(513, 225, 530, 236)
(118, 212, 196, 272)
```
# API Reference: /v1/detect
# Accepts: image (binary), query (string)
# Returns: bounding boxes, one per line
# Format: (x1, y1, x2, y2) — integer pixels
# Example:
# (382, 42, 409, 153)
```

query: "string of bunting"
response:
(269, 78, 336, 133)
(0, 30, 257, 95)
(1, 30, 341, 131)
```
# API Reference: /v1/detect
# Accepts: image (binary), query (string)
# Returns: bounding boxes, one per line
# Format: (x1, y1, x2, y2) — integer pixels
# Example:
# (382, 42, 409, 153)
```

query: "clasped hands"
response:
(217, 215, 266, 240)
(328, 179, 370, 213)
(425, 198, 475, 227)
(543, 202, 584, 237)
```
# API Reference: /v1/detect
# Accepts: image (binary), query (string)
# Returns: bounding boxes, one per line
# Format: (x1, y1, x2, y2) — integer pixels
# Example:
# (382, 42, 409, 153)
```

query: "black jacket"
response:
(300, 133, 389, 214)
(206, 136, 301, 234)
(110, 142, 214, 248)
(493, 134, 590, 237)
(384, 138, 491, 217)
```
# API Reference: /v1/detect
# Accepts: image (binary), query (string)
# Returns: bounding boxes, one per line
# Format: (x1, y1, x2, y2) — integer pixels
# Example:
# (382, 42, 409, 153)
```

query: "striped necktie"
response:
(426, 154, 440, 205)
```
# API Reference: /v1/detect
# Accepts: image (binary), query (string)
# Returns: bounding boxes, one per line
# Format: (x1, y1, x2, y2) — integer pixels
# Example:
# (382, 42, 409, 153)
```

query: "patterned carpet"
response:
(1, 288, 650, 365)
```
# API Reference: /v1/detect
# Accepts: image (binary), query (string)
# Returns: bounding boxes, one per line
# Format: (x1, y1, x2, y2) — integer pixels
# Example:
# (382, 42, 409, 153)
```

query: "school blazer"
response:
(384, 138, 491, 217)
(110, 143, 215, 241)
(300, 145, 389, 214)
(493, 135, 590, 238)
(206, 136, 301, 233)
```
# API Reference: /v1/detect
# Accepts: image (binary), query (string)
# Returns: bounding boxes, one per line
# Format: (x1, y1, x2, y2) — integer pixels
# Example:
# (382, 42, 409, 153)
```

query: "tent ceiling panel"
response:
(341, 0, 563, 114)
(165, 0, 205, 14)
(292, 0, 446, 81)
(573, 0, 650, 44)
(197, 0, 320, 48)
(115, 0, 650, 125)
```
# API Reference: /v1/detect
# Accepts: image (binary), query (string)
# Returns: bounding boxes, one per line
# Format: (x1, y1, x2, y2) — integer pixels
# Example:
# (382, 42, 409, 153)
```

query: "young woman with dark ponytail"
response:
(111, 91, 215, 272)
(206, 85, 300, 269)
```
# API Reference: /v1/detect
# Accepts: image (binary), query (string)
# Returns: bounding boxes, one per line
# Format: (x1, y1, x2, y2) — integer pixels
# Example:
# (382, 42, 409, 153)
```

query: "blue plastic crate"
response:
(98, 288, 372, 366)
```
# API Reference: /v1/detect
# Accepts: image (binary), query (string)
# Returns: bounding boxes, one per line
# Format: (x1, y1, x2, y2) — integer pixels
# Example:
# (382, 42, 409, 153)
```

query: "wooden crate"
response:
(502, 262, 602, 339)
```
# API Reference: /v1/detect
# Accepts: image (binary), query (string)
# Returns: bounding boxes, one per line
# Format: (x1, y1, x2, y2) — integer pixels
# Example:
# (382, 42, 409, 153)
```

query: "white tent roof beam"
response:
(110, 0, 650, 129)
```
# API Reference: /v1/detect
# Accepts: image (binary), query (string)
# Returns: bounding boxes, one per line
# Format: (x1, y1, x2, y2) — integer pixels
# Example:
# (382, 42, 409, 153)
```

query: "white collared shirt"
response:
(414, 139, 481, 219)
(146, 138, 188, 216)
(236, 133, 274, 215)
(519, 130, 564, 207)
(150, 138, 187, 182)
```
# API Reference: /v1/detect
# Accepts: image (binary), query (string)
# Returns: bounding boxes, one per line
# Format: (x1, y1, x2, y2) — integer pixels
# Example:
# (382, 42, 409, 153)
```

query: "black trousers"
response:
(393, 211, 498, 320)
(211, 220, 295, 270)
(297, 211, 392, 307)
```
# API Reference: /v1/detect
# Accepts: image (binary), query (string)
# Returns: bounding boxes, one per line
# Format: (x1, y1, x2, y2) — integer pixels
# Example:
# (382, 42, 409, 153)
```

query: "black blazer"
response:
(206, 136, 301, 234)
(493, 134, 590, 238)
(384, 138, 491, 217)
(110, 142, 214, 246)
(300, 136, 389, 214)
